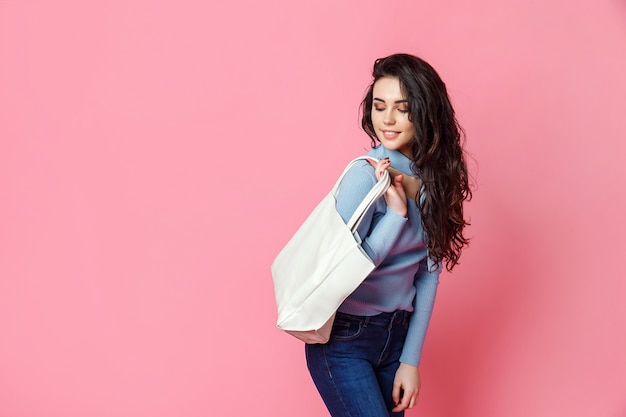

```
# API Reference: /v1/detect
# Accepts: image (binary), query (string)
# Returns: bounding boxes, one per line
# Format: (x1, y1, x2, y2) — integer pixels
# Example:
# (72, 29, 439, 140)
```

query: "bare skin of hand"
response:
(392, 363, 421, 412)
(388, 167, 421, 201)
(367, 158, 407, 217)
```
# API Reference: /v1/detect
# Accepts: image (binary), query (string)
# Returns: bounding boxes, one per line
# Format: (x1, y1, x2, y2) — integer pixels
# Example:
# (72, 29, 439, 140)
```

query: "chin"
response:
(381, 142, 401, 151)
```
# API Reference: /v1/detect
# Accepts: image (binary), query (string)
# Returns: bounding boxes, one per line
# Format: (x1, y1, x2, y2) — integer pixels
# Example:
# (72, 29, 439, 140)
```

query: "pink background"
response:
(1, 1, 625, 416)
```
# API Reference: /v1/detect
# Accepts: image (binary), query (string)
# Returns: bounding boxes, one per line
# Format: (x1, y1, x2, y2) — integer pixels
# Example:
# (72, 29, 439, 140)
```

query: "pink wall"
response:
(1, 1, 625, 416)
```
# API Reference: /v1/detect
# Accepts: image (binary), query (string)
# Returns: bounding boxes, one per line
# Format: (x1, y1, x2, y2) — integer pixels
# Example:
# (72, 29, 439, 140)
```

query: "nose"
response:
(383, 109, 395, 125)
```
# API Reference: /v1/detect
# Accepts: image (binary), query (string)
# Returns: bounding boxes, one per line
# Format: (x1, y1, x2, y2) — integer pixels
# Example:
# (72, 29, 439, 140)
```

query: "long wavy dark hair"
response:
(361, 53, 471, 271)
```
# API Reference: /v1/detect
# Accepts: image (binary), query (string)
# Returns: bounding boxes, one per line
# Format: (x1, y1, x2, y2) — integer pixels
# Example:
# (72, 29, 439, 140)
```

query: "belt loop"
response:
(363, 316, 370, 327)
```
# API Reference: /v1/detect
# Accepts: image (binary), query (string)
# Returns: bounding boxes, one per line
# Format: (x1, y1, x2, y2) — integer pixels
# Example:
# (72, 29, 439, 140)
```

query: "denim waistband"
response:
(335, 310, 411, 327)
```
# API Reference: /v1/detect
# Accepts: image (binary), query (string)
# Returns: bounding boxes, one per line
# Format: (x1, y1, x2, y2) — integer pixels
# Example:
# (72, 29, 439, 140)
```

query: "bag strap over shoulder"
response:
(330, 156, 391, 234)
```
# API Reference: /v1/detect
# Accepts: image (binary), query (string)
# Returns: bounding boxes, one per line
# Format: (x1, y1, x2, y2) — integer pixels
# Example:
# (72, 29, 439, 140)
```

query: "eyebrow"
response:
(373, 98, 408, 104)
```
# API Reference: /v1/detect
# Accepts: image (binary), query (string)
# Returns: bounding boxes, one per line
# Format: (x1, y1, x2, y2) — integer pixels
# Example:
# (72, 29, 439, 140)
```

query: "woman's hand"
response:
(391, 363, 421, 412)
(368, 158, 408, 217)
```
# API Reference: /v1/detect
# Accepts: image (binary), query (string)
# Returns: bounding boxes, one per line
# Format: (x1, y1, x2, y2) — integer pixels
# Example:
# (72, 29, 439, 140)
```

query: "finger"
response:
(386, 175, 404, 196)
(366, 157, 389, 165)
(399, 386, 419, 411)
(366, 158, 387, 170)
(396, 389, 412, 411)
(391, 401, 407, 412)
(392, 174, 404, 187)
(391, 383, 401, 409)
(392, 175, 407, 198)
(375, 160, 390, 180)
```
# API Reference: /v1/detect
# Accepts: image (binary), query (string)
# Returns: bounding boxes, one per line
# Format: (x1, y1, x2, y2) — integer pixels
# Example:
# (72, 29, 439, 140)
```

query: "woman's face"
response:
(371, 77, 414, 157)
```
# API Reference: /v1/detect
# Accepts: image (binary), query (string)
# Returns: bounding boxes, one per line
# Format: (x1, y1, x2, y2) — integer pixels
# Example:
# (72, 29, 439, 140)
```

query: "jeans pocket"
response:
(330, 315, 363, 341)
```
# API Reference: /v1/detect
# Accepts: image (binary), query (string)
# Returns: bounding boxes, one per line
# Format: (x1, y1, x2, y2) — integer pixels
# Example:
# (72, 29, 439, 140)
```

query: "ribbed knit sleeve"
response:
(335, 162, 407, 266)
(399, 259, 440, 366)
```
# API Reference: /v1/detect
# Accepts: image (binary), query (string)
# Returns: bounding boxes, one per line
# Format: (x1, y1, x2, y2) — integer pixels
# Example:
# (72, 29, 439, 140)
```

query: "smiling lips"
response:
(381, 130, 401, 139)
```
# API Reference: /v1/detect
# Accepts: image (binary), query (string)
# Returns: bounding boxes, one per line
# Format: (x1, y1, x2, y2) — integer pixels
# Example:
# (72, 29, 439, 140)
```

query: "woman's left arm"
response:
(392, 259, 441, 411)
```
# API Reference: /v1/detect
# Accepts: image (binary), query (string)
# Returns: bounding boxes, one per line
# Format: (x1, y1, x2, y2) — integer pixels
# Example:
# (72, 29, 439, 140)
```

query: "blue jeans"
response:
(305, 310, 410, 417)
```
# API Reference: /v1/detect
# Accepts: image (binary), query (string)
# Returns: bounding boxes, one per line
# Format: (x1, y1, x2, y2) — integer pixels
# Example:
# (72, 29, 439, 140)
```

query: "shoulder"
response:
(335, 159, 377, 198)
(343, 159, 376, 185)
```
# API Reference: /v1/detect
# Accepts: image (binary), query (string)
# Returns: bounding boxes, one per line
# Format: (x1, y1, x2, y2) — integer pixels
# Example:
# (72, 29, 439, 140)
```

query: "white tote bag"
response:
(271, 156, 390, 343)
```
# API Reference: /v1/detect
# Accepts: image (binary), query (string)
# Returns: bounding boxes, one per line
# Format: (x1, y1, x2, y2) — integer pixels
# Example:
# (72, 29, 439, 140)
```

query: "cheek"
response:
(371, 111, 382, 127)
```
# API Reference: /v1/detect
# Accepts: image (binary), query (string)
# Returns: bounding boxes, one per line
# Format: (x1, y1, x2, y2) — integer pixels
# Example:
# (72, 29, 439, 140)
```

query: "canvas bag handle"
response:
(329, 156, 391, 234)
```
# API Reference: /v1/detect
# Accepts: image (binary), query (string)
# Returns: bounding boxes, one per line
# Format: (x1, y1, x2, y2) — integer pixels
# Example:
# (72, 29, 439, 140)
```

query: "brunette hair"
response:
(361, 53, 471, 271)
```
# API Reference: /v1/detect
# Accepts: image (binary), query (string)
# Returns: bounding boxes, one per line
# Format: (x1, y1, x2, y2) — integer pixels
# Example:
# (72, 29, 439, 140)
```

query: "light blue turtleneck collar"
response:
(367, 145, 416, 176)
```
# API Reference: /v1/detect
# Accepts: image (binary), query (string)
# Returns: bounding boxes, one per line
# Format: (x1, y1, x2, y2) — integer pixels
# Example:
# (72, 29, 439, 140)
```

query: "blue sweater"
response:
(336, 146, 440, 366)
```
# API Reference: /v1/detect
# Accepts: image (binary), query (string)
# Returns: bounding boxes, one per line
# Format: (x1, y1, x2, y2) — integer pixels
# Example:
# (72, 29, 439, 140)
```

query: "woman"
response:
(305, 54, 471, 417)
